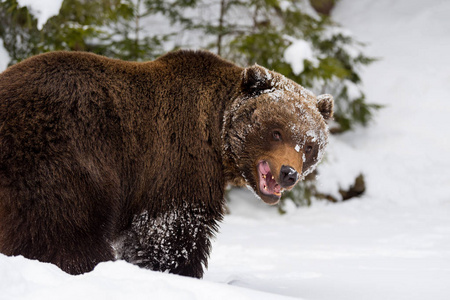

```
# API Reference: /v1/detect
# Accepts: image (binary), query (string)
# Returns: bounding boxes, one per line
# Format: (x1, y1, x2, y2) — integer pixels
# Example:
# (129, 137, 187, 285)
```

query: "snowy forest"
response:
(1, 0, 449, 299)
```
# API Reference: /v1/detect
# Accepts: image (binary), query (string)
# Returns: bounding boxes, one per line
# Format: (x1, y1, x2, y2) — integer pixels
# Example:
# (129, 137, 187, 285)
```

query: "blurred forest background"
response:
(0, 0, 380, 211)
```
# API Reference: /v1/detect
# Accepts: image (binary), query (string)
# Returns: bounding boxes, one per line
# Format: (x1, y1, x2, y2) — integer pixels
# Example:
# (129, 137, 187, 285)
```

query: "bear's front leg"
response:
(118, 203, 222, 278)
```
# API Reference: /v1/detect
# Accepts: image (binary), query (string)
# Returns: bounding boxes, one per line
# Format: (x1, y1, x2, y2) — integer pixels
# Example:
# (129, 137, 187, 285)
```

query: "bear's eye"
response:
(305, 145, 313, 154)
(272, 131, 282, 141)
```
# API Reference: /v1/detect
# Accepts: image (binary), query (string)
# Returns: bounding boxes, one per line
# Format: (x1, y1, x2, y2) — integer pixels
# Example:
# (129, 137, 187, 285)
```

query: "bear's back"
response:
(0, 50, 243, 212)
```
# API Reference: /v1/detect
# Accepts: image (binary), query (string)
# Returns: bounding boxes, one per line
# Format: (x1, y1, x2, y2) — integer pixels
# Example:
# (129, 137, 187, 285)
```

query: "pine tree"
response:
(0, 0, 40, 65)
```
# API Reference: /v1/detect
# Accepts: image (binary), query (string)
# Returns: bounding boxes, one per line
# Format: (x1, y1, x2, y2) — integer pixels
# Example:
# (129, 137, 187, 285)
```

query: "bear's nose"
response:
(279, 165, 298, 188)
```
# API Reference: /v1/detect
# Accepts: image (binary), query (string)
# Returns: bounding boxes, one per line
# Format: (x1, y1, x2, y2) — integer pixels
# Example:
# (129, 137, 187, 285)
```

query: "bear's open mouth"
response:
(257, 161, 283, 200)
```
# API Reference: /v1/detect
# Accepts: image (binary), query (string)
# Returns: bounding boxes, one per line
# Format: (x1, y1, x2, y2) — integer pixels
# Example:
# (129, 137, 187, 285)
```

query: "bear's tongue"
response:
(258, 161, 282, 196)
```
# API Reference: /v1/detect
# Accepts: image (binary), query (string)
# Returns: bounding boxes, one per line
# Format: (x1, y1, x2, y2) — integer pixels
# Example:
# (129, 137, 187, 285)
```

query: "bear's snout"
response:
(279, 165, 298, 188)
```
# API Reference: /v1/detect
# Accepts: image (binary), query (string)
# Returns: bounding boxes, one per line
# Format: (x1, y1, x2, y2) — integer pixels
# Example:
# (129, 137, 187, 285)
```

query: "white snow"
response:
(0, 256, 297, 300)
(0, 38, 10, 71)
(1, 0, 450, 299)
(16, 0, 64, 30)
(343, 80, 362, 100)
(284, 38, 317, 75)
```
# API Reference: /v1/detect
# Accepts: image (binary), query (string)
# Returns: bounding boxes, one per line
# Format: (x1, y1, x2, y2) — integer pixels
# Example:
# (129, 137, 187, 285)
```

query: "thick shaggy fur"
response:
(0, 50, 332, 278)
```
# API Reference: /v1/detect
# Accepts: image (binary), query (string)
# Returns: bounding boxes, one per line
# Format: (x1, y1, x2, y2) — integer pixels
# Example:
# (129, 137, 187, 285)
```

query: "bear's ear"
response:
(241, 64, 273, 95)
(317, 94, 334, 120)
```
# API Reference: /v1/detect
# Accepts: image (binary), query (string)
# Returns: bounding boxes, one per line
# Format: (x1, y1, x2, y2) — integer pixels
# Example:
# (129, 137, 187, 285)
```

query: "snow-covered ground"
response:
(1, 0, 450, 299)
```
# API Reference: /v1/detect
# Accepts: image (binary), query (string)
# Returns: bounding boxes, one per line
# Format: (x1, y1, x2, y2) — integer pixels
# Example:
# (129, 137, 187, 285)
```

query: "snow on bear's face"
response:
(223, 65, 333, 205)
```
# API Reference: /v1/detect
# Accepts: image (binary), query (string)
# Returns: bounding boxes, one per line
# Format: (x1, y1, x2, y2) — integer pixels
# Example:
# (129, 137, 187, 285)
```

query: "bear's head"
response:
(223, 65, 333, 205)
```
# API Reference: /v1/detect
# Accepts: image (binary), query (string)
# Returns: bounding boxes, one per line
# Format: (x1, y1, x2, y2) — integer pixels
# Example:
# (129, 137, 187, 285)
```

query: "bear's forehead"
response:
(258, 74, 318, 114)
(255, 73, 328, 151)
(270, 72, 315, 101)
(256, 92, 328, 156)
(258, 86, 324, 138)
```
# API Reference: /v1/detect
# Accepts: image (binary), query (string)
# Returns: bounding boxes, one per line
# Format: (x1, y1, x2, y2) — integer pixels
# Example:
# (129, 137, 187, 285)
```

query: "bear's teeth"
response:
(262, 174, 266, 179)
(271, 176, 274, 180)
(264, 186, 268, 190)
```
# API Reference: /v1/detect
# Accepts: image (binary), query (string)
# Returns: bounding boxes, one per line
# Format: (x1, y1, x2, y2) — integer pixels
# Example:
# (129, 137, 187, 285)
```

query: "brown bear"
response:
(0, 50, 333, 278)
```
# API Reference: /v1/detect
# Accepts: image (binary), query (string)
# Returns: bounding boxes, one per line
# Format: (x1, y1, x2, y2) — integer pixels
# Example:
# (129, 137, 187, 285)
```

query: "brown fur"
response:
(223, 64, 333, 204)
(0, 50, 333, 277)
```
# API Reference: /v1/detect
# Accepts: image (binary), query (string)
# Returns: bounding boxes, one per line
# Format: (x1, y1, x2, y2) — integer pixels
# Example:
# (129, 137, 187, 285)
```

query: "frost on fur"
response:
(223, 64, 333, 204)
